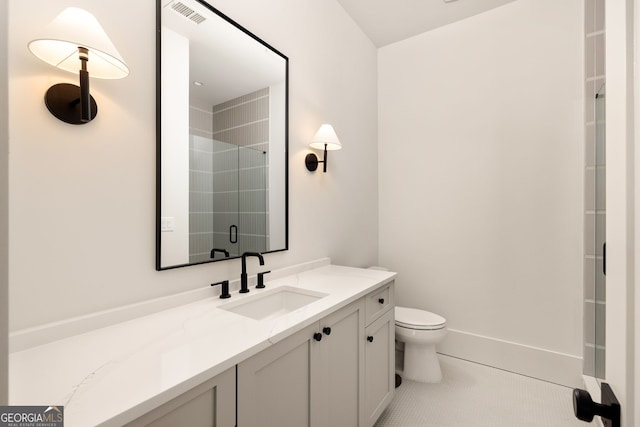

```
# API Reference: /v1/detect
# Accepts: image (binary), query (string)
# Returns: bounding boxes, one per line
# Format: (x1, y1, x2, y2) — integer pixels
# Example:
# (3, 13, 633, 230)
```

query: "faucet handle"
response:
(211, 280, 231, 299)
(256, 270, 271, 289)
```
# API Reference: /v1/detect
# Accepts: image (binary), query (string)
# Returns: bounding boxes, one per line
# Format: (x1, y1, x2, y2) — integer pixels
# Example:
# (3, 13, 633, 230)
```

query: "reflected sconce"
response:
(305, 124, 342, 173)
(28, 7, 129, 125)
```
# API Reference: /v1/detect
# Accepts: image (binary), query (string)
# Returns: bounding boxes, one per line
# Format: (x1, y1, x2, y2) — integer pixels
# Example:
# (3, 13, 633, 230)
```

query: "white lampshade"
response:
(28, 7, 129, 79)
(310, 124, 342, 151)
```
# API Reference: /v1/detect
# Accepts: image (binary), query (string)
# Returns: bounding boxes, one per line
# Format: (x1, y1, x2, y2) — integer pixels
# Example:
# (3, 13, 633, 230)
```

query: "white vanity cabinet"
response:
(237, 281, 395, 427)
(363, 281, 395, 427)
(237, 322, 317, 426)
(124, 366, 235, 427)
(237, 299, 364, 427)
(312, 298, 365, 426)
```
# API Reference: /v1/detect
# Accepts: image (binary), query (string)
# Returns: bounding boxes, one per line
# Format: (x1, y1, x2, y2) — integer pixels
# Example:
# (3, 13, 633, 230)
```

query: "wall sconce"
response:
(305, 124, 342, 173)
(28, 7, 129, 125)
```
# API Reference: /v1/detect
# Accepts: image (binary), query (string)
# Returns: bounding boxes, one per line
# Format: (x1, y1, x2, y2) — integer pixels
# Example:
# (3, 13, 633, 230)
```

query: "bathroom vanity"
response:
(236, 280, 394, 427)
(9, 262, 395, 427)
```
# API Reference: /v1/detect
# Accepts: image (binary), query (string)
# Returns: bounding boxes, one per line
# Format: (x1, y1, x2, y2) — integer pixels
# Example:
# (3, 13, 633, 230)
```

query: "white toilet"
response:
(395, 306, 447, 383)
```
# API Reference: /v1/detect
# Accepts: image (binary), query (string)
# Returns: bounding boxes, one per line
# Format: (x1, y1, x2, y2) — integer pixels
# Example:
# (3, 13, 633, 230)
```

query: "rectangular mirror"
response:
(156, 0, 288, 270)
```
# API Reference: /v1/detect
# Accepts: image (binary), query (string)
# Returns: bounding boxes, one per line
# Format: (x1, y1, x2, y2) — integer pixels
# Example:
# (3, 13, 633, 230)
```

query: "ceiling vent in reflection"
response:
(170, 2, 206, 24)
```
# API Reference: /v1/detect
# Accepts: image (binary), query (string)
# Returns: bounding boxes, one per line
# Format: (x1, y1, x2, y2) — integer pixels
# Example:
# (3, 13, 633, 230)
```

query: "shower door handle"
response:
(229, 225, 238, 244)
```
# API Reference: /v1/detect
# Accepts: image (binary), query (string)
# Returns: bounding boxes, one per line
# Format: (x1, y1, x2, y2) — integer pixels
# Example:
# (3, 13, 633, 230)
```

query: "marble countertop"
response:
(9, 263, 396, 426)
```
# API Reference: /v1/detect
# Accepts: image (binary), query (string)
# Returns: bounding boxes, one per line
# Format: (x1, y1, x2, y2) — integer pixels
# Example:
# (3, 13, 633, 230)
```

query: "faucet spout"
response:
(210, 248, 230, 259)
(240, 252, 264, 293)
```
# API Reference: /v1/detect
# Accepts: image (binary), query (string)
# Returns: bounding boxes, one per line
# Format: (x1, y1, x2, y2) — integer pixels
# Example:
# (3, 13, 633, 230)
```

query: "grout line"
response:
(436, 353, 577, 389)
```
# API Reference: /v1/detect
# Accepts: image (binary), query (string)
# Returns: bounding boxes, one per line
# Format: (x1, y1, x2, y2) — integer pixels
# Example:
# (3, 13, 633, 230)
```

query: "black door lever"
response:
(573, 383, 620, 427)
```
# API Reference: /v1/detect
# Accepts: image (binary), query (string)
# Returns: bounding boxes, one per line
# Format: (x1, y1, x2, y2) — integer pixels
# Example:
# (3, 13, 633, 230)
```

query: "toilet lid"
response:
(395, 306, 446, 330)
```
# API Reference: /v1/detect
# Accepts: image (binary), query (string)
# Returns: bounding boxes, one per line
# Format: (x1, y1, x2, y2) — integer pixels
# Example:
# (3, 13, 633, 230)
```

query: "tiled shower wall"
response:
(189, 106, 215, 263)
(212, 88, 269, 257)
(583, 0, 605, 378)
(188, 88, 270, 263)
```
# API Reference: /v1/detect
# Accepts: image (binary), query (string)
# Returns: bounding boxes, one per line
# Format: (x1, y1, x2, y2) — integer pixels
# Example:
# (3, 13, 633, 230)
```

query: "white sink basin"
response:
(219, 286, 328, 320)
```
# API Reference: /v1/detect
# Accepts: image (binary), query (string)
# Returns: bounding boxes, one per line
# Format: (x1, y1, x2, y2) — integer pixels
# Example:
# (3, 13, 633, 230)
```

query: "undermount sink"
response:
(219, 286, 328, 320)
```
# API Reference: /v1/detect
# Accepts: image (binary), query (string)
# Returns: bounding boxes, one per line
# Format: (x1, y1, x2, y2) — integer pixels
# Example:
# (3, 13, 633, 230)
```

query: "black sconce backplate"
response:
(45, 83, 97, 125)
(305, 153, 319, 171)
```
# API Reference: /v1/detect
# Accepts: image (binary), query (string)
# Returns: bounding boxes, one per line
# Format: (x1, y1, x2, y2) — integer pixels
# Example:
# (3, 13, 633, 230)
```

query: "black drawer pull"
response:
(367, 336, 374, 343)
(323, 327, 332, 335)
(378, 298, 385, 304)
(313, 332, 323, 342)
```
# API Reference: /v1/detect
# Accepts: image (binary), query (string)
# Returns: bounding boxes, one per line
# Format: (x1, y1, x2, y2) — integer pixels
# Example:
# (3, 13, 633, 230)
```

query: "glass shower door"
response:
(189, 139, 268, 261)
(237, 146, 268, 255)
(210, 139, 240, 258)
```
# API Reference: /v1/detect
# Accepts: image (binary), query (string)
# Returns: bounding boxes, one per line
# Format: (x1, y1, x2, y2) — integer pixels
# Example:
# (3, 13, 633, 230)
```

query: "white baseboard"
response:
(10, 258, 331, 352)
(437, 328, 583, 388)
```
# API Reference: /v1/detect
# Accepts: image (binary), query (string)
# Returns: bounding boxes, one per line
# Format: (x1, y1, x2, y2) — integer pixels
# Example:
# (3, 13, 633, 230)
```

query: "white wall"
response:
(8, 0, 378, 331)
(160, 27, 190, 267)
(0, 0, 8, 404)
(269, 80, 287, 251)
(379, 0, 584, 386)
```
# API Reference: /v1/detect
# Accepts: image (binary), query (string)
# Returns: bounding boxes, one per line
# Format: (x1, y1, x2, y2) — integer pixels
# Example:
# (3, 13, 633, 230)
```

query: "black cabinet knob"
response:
(378, 298, 385, 304)
(323, 327, 332, 335)
(313, 332, 323, 342)
(367, 336, 374, 343)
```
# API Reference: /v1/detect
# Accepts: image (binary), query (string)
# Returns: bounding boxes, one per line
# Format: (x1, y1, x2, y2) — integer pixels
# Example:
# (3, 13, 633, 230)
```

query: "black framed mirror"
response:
(156, 0, 288, 270)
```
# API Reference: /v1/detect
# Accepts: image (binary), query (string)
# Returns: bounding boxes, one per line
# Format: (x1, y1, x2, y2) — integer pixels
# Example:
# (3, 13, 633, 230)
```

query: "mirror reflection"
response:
(157, 0, 288, 270)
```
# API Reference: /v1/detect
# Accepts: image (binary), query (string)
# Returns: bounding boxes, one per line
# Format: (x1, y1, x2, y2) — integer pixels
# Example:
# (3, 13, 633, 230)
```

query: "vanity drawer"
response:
(365, 281, 394, 325)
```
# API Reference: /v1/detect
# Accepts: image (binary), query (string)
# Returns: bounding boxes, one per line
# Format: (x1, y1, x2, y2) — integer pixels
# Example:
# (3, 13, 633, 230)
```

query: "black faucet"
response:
(210, 248, 230, 259)
(240, 252, 264, 293)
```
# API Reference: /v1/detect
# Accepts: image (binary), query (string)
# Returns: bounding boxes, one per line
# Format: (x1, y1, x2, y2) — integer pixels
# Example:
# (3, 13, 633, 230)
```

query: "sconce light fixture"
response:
(28, 7, 129, 125)
(305, 124, 342, 173)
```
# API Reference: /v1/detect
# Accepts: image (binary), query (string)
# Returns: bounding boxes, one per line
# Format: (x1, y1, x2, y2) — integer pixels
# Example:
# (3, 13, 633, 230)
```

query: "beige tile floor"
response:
(375, 355, 587, 427)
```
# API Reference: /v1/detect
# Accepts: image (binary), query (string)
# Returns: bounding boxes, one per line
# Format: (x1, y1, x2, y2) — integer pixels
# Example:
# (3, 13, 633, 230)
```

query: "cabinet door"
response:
(312, 300, 364, 427)
(363, 309, 395, 427)
(125, 366, 235, 427)
(237, 323, 317, 427)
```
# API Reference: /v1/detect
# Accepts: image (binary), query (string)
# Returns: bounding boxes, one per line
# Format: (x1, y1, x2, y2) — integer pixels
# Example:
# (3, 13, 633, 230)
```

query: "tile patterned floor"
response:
(374, 355, 587, 427)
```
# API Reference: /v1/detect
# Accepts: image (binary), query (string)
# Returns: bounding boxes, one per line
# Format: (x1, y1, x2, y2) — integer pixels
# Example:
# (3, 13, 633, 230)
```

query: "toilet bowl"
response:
(395, 306, 447, 383)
